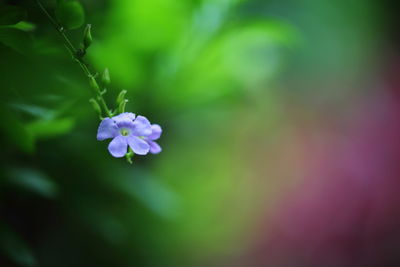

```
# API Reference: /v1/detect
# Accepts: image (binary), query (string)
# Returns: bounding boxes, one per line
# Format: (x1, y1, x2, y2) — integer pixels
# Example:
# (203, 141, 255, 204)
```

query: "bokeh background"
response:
(1, 0, 400, 266)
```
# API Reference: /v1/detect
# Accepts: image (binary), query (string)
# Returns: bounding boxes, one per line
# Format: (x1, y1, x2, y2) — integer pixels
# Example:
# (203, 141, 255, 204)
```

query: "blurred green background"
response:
(0, 0, 392, 266)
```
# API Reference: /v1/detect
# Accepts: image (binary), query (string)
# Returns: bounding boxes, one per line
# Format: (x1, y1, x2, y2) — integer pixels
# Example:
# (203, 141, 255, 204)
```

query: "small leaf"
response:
(55, 0, 85, 30)
(0, 5, 27, 26)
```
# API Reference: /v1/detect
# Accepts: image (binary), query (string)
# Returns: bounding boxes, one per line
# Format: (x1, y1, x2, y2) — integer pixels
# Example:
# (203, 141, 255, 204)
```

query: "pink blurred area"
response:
(240, 60, 400, 266)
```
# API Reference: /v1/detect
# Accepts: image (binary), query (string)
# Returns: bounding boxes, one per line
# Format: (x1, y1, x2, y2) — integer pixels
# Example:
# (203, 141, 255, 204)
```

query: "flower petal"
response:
(112, 112, 135, 122)
(108, 136, 128, 157)
(148, 140, 162, 154)
(97, 118, 118, 141)
(148, 124, 162, 140)
(112, 112, 136, 129)
(132, 115, 152, 136)
(127, 136, 150, 155)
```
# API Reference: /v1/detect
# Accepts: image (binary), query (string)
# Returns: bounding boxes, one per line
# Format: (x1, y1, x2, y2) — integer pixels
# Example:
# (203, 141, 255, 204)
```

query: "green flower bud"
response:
(116, 89, 127, 105)
(88, 76, 100, 92)
(118, 99, 128, 113)
(83, 24, 92, 49)
(101, 68, 110, 85)
(89, 98, 102, 118)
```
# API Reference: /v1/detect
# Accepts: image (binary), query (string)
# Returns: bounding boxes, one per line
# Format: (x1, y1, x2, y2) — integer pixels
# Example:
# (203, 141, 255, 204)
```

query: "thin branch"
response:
(35, 0, 113, 118)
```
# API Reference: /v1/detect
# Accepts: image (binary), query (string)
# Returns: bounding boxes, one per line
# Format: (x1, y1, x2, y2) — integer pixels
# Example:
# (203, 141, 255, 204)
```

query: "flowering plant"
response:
(35, 0, 162, 163)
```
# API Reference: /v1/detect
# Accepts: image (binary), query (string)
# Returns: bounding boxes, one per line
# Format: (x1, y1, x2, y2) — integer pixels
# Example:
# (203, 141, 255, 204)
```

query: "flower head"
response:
(97, 112, 161, 158)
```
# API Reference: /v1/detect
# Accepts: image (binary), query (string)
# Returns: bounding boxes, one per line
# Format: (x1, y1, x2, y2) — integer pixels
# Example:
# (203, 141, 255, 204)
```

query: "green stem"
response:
(35, 0, 113, 118)
(97, 95, 110, 117)
(125, 147, 134, 164)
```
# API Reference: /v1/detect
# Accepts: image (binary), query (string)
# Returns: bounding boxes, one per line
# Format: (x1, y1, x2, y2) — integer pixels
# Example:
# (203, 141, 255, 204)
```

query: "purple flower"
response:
(97, 112, 158, 157)
(144, 124, 162, 154)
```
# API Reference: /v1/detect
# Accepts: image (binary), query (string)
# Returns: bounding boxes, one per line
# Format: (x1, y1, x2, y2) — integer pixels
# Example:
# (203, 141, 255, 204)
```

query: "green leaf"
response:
(4, 167, 58, 199)
(0, 28, 31, 54)
(0, 223, 37, 267)
(55, 0, 85, 30)
(9, 103, 55, 119)
(26, 117, 75, 139)
(0, 5, 27, 26)
(10, 21, 36, 32)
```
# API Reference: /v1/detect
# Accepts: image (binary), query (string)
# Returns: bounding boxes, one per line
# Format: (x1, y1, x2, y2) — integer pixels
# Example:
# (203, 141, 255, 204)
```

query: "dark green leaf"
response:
(10, 21, 36, 32)
(0, 106, 35, 153)
(9, 103, 55, 119)
(55, 0, 85, 30)
(0, 28, 31, 54)
(4, 167, 58, 198)
(0, 5, 27, 26)
(0, 223, 37, 267)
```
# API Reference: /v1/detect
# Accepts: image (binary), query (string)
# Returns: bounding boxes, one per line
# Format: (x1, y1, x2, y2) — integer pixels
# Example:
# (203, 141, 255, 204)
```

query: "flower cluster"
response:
(97, 112, 162, 158)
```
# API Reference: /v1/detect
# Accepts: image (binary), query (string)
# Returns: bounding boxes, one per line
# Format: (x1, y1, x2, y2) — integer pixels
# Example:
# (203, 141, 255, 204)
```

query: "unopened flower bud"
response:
(118, 99, 128, 113)
(116, 89, 127, 105)
(89, 98, 102, 118)
(83, 24, 92, 49)
(101, 68, 110, 85)
(89, 76, 100, 91)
